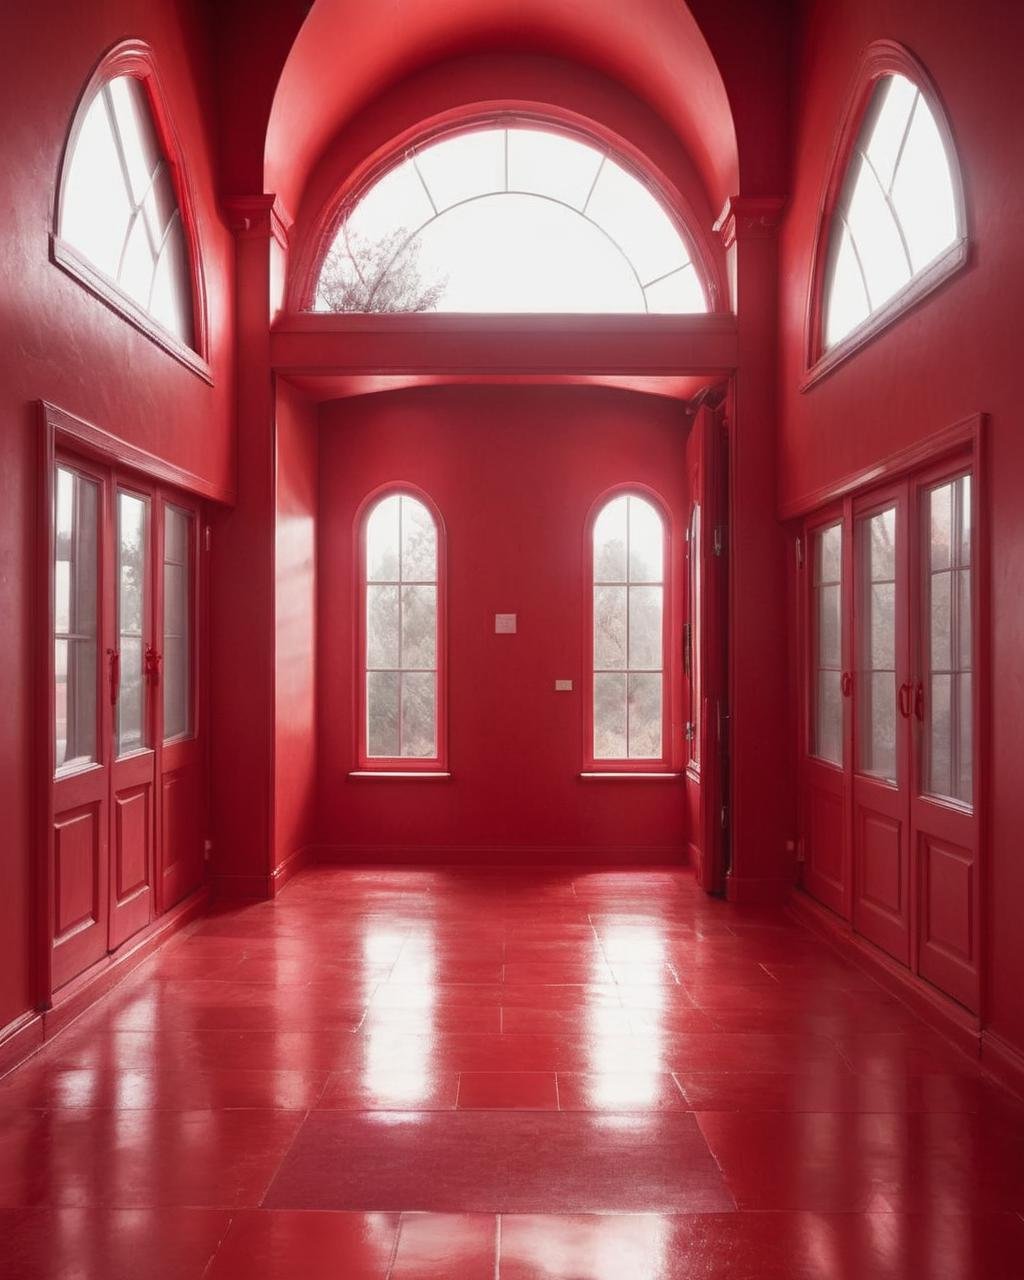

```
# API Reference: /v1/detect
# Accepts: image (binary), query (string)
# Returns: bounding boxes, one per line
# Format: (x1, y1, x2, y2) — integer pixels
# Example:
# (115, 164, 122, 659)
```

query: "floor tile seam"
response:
(493, 1213, 502, 1280)
(255, 1108, 312, 1211)
(690, 1110, 741, 1213)
(381, 1209, 406, 1279)
(197, 1208, 241, 1280)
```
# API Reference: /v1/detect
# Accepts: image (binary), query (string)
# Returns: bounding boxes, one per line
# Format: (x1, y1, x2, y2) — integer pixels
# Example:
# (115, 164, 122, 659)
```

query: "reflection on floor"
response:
(1, 867, 1024, 1278)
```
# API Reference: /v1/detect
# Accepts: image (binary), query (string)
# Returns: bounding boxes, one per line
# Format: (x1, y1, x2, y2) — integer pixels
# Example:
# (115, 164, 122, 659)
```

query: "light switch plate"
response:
(555, 679, 573, 691)
(495, 613, 517, 634)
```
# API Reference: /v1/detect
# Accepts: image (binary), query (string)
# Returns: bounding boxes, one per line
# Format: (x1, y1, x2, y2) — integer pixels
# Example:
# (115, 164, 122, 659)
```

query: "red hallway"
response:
(3, 0, 1024, 1276)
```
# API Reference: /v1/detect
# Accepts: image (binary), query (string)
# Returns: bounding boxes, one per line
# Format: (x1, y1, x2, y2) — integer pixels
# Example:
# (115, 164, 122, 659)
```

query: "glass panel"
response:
(891, 93, 959, 272)
(585, 157, 689, 286)
(107, 77, 161, 205)
(163, 505, 191, 742)
(415, 129, 505, 211)
(819, 523, 843, 582)
(594, 673, 627, 759)
(815, 670, 842, 766)
(930, 572, 952, 670)
(644, 265, 706, 314)
(117, 491, 148, 754)
(140, 165, 176, 249)
(928, 672, 953, 799)
(401, 672, 437, 757)
(593, 586, 627, 670)
(627, 497, 664, 583)
(346, 160, 435, 245)
(400, 586, 436, 669)
(507, 128, 603, 210)
(118, 213, 155, 304)
(858, 508, 897, 781)
(400, 496, 437, 581)
(628, 673, 662, 758)
(149, 217, 193, 344)
(366, 585, 400, 669)
(825, 223, 871, 348)
(929, 481, 953, 570)
(366, 495, 401, 581)
(844, 158, 910, 308)
(819, 583, 842, 669)
(628, 586, 663, 670)
(593, 496, 627, 582)
(54, 468, 99, 771)
(367, 670, 400, 757)
(864, 75, 918, 192)
(957, 672, 973, 803)
(60, 90, 132, 278)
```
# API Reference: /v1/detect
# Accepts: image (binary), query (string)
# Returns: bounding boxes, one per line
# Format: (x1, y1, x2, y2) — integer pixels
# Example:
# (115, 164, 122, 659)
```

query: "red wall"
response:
(0, 2, 235, 1038)
(317, 384, 690, 863)
(780, 0, 1024, 1060)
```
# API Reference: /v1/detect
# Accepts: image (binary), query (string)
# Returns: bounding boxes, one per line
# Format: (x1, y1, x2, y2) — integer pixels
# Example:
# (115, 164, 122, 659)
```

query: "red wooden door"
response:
(851, 484, 912, 966)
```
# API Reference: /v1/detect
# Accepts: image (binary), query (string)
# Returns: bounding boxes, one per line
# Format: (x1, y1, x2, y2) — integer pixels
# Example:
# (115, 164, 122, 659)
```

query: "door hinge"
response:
(684, 721, 696, 742)
(713, 525, 726, 557)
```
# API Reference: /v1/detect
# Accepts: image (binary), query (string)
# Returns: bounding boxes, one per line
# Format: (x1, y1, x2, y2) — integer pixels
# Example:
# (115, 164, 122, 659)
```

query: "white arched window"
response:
(361, 491, 444, 767)
(823, 69, 964, 352)
(58, 73, 195, 347)
(590, 493, 667, 764)
(315, 126, 708, 314)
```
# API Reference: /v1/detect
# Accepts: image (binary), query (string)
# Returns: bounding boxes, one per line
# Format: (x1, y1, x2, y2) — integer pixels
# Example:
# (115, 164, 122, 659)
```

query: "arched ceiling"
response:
(264, 0, 740, 220)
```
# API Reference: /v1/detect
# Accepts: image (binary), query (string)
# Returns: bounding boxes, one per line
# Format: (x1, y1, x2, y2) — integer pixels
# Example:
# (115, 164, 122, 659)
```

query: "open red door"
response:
(685, 394, 729, 893)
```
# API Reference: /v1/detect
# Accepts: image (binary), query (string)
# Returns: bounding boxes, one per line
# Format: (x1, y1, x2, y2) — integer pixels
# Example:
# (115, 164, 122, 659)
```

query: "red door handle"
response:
(145, 646, 162, 685)
(840, 671, 853, 698)
(897, 681, 912, 719)
(107, 648, 120, 705)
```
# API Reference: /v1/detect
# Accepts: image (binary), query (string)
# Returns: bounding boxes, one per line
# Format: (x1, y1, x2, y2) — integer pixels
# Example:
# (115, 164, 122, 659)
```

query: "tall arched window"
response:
(812, 47, 966, 373)
(590, 492, 668, 766)
(360, 490, 444, 769)
(314, 126, 709, 314)
(55, 47, 201, 359)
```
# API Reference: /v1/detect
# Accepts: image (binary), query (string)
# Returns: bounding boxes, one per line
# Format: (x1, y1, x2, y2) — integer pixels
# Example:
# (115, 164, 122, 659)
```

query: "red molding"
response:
(801, 40, 970, 386)
(981, 1032, 1024, 1103)
(778, 412, 984, 521)
(0, 1012, 46, 1079)
(270, 845, 315, 895)
(713, 196, 786, 249)
(41, 401, 235, 505)
(51, 38, 212, 370)
(314, 844, 688, 867)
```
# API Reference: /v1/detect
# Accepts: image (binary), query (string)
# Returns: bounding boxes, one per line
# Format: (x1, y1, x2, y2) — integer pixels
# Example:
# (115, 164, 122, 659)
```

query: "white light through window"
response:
(60, 75, 194, 346)
(364, 493, 439, 760)
(824, 74, 960, 349)
(315, 127, 707, 314)
(592, 494, 665, 760)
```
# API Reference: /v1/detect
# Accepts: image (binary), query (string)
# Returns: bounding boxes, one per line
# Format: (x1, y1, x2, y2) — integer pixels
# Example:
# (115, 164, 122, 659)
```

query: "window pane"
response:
(400, 496, 437, 581)
(593, 496, 627, 582)
(628, 672, 662, 758)
(367, 495, 401, 581)
(585, 157, 689, 286)
(864, 75, 917, 191)
(107, 76, 161, 205)
(119, 213, 155, 304)
(367, 671, 400, 757)
(54, 468, 99, 772)
(508, 128, 603, 210)
(858, 508, 897, 781)
(594, 673, 627, 759)
(401, 672, 437, 757)
(60, 91, 132, 278)
(928, 672, 953, 798)
(891, 94, 959, 272)
(958, 671, 973, 803)
(825, 224, 871, 348)
(930, 571, 952, 670)
(818, 523, 843, 583)
(628, 586, 663, 670)
(401, 585, 436, 669)
(815, 670, 843, 766)
(367, 585, 400, 668)
(645, 265, 705, 314)
(415, 129, 505, 211)
(929, 481, 953, 570)
(117, 492, 148, 755)
(150, 217, 193, 344)
(819, 583, 842, 669)
(627, 497, 663, 583)
(163, 505, 191, 741)
(594, 585, 627, 670)
(845, 158, 911, 307)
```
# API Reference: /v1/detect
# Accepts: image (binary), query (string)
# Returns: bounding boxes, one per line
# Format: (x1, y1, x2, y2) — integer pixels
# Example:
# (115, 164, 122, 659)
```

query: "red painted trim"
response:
(582, 483, 679, 774)
(51, 39, 212, 373)
(41, 401, 235, 505)
(779, 413, 981, 521)
(981, 1032, 1024, 1103)
(0, 886, 209, 1081)
(788, 887, 982, 1058)
(353, 483, 448, 772)
(270, 844, 315, 895)
(801, 40, 969, 388)
(287, 106, 726, 316)
(314, 844, 687, 867)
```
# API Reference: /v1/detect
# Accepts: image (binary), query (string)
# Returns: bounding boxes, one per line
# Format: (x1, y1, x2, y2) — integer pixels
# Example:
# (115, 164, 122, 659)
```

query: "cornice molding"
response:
(713, 196, 786, 249)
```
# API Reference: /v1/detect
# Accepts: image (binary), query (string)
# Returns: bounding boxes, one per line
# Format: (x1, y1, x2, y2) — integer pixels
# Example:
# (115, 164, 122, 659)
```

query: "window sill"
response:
(51, 236, 212, 384)
(348, 770, 451, 780)
(579, 771, 681, 781)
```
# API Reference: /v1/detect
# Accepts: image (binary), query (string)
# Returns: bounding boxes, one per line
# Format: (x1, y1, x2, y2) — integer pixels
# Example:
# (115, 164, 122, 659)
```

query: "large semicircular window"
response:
(314, 127, 708, 314)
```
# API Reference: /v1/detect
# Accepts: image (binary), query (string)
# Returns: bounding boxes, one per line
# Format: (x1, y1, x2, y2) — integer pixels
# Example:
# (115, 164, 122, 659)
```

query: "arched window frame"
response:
(803, 42, 968, 388)
(583, 484, 679, 775)
(355, 483, 448, 774)
(51, 39, 210, 380)
(292, 110, 724, 316)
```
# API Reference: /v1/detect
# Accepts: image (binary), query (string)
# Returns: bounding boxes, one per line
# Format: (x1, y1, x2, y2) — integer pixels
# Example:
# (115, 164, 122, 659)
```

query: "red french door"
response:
(799, 453, 980, 1011)
(50, 455, 203, 991)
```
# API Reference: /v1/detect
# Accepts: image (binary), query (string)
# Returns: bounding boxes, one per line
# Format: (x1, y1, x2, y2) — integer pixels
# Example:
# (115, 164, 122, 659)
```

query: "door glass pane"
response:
(811, 522, 843, 765)
(163, 505, 192, 741)
(924, 474, 972, 805)
(858, 507, 897, 781)
(54, 467, 99, 772)
(117, 491, 149, 755)
(594, 672, 627, 759)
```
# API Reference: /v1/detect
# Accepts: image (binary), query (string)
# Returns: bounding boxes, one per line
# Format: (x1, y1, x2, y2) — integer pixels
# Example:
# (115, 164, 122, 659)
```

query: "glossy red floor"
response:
(2, 867, 1024, 1278)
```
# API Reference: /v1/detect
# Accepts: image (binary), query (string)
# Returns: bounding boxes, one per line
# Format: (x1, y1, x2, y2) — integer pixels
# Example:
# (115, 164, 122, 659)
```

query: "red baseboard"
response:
(725, 874, 793, 905)
(0, 884, 210, 1080)
(787, 888, 982, 1059)
(981, 1030, 1024, 1102)
(212, 846, 315, 901)
(271, 845, 314, 894)
(313, 844, 688, 868)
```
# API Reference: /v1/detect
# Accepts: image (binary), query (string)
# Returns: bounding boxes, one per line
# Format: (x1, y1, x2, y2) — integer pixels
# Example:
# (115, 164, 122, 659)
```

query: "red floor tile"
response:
(263, 1110, 735, 1213)
(456, 1072, 558, 1110)
(317, 1068, 459, 1110)
(0, 1207, 231, 1280)
(204, 1210, 398, 1279)
(556, 1072, 687, 1111)
(389, 1212, 497, 1278)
